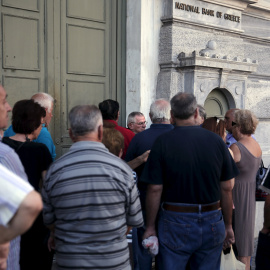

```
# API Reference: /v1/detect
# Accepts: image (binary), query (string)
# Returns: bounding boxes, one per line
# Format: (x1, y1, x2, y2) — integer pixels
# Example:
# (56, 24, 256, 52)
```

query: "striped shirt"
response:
(42, 141, 143, 270)
(0, 141, 28, 270)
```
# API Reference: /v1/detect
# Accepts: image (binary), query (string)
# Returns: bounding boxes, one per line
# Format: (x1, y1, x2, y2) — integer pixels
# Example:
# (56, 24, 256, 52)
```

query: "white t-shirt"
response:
(0, 164, 33, 226)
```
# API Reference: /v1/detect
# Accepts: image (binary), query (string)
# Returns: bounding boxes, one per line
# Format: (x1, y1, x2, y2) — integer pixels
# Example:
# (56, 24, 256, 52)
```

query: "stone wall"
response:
(156, 0, 270, 163)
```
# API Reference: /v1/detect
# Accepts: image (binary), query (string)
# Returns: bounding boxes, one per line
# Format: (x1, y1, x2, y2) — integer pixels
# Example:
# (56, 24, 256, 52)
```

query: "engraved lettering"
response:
(202, 8, 214, 16)
(175, 2, 200, 14)
(224, 13, 240, 22)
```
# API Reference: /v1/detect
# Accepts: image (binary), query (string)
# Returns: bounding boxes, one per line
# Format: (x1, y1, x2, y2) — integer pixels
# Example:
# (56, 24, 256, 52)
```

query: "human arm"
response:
(0, 243, 9, 270)
(229, 143, 241, 163)
(0, 190, 42, 243)
(36, 128, 56, 161)
(220, 179, 235, 249)
(261, 194, 270, 235)
(127, 150, 150, 170)
(143, 184, 163, 239)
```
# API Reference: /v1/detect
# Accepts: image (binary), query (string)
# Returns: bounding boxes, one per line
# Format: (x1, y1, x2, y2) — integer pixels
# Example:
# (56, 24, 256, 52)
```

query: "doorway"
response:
(204, 88, 235, 119)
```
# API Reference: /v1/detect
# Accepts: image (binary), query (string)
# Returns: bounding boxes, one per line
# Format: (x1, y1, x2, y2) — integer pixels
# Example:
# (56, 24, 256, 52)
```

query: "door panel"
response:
(0, 1, 125, 158)
(0, 0, 45, 125)
(204, 89, 229, 118)
(56, 0, 117, 156)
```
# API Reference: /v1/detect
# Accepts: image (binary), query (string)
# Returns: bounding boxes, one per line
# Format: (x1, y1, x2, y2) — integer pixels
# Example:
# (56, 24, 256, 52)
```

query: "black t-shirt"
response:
(140, 126, 239, 204)
(2, 137, 52, 191)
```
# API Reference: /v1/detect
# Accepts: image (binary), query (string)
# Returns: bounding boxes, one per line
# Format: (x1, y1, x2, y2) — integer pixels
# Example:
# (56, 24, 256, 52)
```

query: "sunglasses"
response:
(232, 121, 238, 127)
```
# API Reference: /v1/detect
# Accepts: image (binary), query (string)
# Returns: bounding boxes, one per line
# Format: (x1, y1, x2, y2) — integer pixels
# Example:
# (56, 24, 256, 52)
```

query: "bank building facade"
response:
(0, 0, 269, 163)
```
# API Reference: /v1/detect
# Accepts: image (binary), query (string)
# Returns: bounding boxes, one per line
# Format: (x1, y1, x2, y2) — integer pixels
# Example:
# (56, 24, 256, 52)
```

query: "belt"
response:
(163, 201, 221, 213)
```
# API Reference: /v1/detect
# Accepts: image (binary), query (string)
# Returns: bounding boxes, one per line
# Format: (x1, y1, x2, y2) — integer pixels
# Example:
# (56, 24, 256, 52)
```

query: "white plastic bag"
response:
(220, 247, 245, 270)
(142, 236, 159, 257)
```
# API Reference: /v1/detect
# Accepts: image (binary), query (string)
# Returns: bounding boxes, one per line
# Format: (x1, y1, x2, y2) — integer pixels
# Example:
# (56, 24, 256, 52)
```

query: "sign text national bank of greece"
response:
(175, 2, 241, 23)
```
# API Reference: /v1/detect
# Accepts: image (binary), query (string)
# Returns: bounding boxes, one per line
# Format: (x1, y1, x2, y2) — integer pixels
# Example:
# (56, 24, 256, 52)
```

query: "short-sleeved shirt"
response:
(141, 126, 239, 204)
(125, 124, 174, 178)
(0, 163, 32, 226)
(0, 141, 28, 270)
(125, 124, 174, 210)
(4, 125, 56, 161)
(42, 141, 143, 269)
(226, 133, 256, 148)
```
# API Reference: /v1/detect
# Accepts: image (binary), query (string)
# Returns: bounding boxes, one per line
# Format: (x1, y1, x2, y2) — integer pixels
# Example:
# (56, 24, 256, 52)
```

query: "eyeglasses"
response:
(232, 121, 238, 127)
(132, 121, 147, 126)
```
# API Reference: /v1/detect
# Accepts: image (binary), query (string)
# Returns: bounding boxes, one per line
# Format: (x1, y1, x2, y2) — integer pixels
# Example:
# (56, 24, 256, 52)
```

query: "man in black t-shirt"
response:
(141, 93, 239, 270)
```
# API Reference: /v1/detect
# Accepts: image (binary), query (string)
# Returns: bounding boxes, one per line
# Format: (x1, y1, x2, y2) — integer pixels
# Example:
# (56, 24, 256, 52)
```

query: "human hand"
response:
(140, 150, 150, 163)
(142, 227, 156, 240)
(223, 226, 235, 250)
(0, 242, 9, 270)
(48, 234, 55, 252)
(261, 226, 270, 235)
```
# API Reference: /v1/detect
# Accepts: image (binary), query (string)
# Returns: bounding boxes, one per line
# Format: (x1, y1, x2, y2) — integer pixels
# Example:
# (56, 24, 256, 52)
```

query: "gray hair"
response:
(31, 93, 54, 112)
(197, 104, 206, 120)
(69, 105, 103, 137)
(170, 93, 197, 120)
(127, 111, 144, 125)
(150, 99, 171, 123)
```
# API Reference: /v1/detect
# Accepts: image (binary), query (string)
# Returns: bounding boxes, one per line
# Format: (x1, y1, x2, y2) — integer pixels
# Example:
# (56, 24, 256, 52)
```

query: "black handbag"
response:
(256, 160, 269, 201)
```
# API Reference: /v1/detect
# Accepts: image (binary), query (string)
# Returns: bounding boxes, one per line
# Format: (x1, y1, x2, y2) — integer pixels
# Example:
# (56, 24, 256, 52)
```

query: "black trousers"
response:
(255, 231, 270, 270)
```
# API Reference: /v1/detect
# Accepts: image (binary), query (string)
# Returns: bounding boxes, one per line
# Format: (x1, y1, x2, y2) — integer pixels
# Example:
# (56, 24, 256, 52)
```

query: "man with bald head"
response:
(125, 99, 174, 270)
(224, 108, 239, 147)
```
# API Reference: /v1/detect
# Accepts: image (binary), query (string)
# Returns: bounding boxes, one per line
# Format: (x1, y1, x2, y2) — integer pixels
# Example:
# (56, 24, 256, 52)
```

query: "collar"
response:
(104, 119, 118, 127)
(150, 124, 174, 129)
(70, 141, 107, 151)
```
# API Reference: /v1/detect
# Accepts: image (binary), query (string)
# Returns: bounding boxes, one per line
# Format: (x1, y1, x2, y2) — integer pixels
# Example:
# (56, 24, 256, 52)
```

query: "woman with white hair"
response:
(230, 109, 262, 270)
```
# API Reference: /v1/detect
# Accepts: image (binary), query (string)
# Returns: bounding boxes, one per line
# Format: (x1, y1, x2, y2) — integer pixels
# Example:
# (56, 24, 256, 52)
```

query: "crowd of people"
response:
(0, 84, 270, 270)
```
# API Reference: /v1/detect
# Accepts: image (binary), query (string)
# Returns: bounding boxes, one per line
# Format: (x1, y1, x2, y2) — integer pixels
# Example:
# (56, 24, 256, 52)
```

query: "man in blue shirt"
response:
(125, 99, 174, 270)
(4, 93, 56, 161)
(224, 109, 239, 147)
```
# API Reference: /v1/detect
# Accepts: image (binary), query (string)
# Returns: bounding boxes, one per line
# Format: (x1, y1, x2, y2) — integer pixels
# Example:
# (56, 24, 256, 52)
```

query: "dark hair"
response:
(98, 99, 119, 120)
(216, 119, 226, 138)
(202, 117, 218, 132)
(12, 99, 46, 134)
(102, 128, 124, 156)
(170, 93, 197, 120)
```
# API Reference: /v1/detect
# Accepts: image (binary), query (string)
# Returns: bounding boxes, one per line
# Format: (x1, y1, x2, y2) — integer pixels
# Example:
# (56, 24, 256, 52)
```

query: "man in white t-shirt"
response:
(0, 164, 42, 270)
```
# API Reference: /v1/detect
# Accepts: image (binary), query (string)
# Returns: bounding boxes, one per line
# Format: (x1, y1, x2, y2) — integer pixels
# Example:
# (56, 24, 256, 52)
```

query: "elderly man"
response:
(125, 99, 173, 270)
(127, 112, 147, 134)
(99, 99, 134, 159)
(4, 92, 56, 160)
(224, 108, 240, 147)
(0, 85, 40, 270)
(141, 93, 238, 270)
(42, 105, 143, 270)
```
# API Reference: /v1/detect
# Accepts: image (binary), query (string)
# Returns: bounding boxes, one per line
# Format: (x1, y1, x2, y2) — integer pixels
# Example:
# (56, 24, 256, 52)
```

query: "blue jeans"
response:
(157, 204, 225, 270)
(132, 227, 153, 270)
